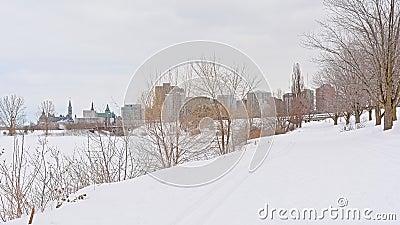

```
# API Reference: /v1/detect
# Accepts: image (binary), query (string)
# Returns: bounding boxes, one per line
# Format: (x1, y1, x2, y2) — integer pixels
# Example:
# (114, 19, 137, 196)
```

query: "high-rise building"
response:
(154, 83, 183, 108)
(316, 84, 335, 113)
(217, 95, 237, 112)
(283, 93, 295, 115)
(300, 89, 315, 113)
(162, 89, 185, 122)
(121, 104, 144, 127)
(267, 97, 285, 116)
(150, 83, 185, 120)
(246, 91, 273, 118)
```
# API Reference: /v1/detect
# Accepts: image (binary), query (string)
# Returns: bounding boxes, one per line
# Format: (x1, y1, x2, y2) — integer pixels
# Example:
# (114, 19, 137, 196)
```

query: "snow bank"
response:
(4, 115, 400, 225)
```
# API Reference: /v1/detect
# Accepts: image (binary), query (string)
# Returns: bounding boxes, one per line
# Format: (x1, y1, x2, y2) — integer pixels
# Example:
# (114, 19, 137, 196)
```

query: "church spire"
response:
(105, 104, 110, 112)
(68, 99, 72, 117)
(91, 102, 94, 111)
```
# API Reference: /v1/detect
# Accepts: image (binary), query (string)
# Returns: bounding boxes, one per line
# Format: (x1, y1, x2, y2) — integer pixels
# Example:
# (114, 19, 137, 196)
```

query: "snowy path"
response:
(5, 118, 400, 225)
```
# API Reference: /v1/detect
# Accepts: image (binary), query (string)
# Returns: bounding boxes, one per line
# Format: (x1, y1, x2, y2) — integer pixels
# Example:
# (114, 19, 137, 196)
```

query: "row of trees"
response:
(1, 60, 276, 221)
(306, 0, 400, 130)
(135, 61, 273, 172)
(0, 95, 61, 136)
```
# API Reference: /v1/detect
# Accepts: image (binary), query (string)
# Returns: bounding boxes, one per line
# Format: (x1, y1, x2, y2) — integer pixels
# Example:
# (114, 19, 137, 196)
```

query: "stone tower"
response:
(68, 100, 72, 117)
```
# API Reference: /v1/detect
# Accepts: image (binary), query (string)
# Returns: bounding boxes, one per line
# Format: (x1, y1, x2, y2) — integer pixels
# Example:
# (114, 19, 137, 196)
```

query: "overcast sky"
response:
(0, 0, 325, 122)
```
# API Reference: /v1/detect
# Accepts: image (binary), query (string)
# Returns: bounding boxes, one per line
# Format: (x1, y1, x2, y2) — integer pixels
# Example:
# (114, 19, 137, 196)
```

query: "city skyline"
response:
(0, 0, 325, 123)
(18, 85, 324, 124)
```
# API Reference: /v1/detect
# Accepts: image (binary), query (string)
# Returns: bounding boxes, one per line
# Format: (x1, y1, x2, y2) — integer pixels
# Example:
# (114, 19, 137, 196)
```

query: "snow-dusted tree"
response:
(0, 95, 25, 135)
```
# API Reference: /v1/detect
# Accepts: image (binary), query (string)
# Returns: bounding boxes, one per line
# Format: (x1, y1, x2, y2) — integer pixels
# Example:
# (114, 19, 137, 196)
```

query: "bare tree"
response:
(314, 68, 344, 125)
(289, 63, 305, 128)
(0, 128, 145, 222)
(137, 83, 216, 170)
(0, 95, 25, 135)
(305, 0, 400, 130)
(0, 135, 37, 221)
(191, 61, 255, 155)
(314, 54, 370, 126)
(39, 100, 55, 136)
(132, 60, 261, 172)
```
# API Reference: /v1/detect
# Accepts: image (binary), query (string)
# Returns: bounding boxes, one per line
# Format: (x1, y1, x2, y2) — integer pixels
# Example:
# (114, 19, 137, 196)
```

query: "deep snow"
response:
(2, 114, 400, 225)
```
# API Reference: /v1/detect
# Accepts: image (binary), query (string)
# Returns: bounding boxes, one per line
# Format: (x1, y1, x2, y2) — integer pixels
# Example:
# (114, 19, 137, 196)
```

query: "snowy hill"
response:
(4, 116, 400, 225)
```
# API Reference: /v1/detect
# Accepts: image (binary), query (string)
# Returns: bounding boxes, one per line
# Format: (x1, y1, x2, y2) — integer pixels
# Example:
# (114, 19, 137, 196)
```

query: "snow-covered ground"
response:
(0, 130, 88, 160)
(3, 113, 400, 225)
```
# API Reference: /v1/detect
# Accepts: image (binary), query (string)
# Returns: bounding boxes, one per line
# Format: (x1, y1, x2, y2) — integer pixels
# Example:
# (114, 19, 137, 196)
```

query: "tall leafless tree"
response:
(39, 100, 55, 136)
(133, 61, 260, 172)
(289, 63, 305, 128)
(305, 0, 400, 130)
(0, 95, 25, 135)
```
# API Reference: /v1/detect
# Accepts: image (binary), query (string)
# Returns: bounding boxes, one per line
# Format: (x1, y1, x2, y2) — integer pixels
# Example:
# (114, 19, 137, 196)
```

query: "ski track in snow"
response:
(2, 111, 400, 225)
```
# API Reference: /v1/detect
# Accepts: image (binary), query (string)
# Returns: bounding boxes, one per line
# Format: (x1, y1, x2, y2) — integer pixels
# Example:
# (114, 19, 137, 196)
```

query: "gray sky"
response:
(0, 0, 325, 122)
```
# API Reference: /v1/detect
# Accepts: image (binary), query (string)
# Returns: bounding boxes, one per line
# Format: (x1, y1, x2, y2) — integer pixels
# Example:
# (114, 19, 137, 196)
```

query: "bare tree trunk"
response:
(333, 114, 339, 125)
(98, 133, 110, 183)
(124, 136, 128, 180)
(45, 118, 49, 136)
(392, 105, 397, 121)
(10, 116, 16, 135)
(28, 207, 34, 224)
(305, 0, 400, 131)
(375, 106, 382, 126)
(344, 112, 351, 125)
(355, 110, 361, 124)
(368, 108, 373, 121)
(384, 99, 393, 130)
